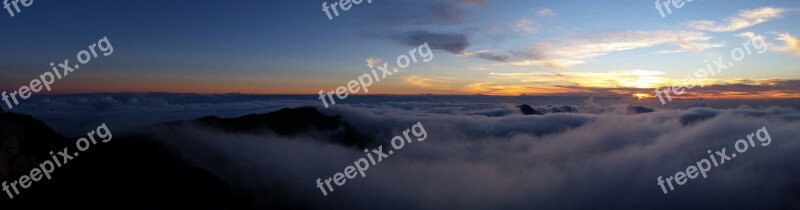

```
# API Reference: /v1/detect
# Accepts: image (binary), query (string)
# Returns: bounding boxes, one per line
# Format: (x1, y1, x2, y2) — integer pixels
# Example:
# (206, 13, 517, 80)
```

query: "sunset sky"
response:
(1, 0, 798, 99)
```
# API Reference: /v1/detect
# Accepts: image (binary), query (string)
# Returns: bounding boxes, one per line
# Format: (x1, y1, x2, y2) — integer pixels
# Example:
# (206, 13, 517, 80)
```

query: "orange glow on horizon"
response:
(633, 93, 652, 99)
(4, 75, 794, 100)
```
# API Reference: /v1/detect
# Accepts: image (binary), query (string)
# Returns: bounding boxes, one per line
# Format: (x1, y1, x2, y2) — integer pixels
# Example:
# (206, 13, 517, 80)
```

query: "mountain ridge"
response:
(0, 106, 352, 209)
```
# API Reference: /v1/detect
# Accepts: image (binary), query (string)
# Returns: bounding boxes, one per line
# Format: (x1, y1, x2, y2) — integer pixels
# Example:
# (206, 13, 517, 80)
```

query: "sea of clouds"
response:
(8, 93, 800, 209)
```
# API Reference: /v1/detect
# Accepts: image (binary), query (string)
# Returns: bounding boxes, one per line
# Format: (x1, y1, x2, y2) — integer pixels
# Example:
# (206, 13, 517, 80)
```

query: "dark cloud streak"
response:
(387, 31, 470, 54)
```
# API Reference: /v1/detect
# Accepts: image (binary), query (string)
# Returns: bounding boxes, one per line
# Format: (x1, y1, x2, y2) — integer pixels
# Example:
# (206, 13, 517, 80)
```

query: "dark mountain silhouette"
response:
(0, 112, 66, 182)
(626, 105, 656, 114)
(542, 105, 579, 113)
(0, 111, 232, 210)
(0, 107, 367, 209)
(185, 107, 373, 148)
(517, 104, 545, 115)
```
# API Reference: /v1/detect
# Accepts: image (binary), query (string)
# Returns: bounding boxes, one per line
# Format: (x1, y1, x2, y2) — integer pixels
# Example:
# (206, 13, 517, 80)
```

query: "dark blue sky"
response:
(0, 0, 798, 96)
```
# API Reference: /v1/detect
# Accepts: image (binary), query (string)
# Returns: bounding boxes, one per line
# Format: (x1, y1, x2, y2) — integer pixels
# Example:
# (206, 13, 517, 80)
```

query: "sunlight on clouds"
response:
(735, 32, 757, 39)
(490, 70, 667, 89)
(402, 75, 438, 88)
(402, 75, 456, 89)
(610, 70, 666, 89)
(656, 79, 800, 99)
(674, 31, 725, 52)
(655, 49, 689, 54)
(402, 71, 798, 98)
(738, 32, 800, 57)
(775, 33, 800, 56)
(632, 93, 651, 99)
(507, 59, 585, 68)
(510, 7, 556, 34)
(473, 7, 791, 69)
(464, 82, 576, 95)
(687, 7, 786, 32)
(689, 91, 800, 99)
(365, 57, 382, 68)
(477, 30, 721, 68)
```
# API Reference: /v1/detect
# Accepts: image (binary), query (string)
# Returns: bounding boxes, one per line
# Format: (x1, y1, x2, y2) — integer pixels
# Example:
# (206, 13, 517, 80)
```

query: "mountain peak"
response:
(517, 104, 545, 115)
(192, 107, 372, 148)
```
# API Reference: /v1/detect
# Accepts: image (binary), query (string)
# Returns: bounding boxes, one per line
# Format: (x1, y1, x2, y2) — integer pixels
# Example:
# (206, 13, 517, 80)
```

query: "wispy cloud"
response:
(457, 0, 487, 5)
(506, 59, 585, 68)
(655, 49, 688, 54)
(402, 75, 457, 89)
(489, 70, 667, 89)
(774, 33, 800, 56)
(381, 30, 470, 54)
(536, 8, 557, 17)
(469, 30, 720, 68)
(687, 7, 787, 32)
(510, 8, 555, 34)
(461, 50, 513, 62)
(735, 31, 758, 39)
(363, 0, 482, 26)
(365, 57, 382, 68)
(399, 69, 800, 97)
(512, 18, 538, 33)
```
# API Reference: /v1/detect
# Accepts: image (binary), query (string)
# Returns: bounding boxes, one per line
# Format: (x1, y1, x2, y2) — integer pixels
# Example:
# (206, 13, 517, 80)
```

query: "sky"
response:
(0, 0, 798, 99)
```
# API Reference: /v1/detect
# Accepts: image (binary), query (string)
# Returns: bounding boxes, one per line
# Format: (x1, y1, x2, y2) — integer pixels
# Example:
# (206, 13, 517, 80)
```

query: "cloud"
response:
(735, 31, 758, 39)
(512, 18, 538, 33)
(457, 0, 487, 5)
(386, 31, 470, 54)
(402, 75, 456, 89)
(395, 66, 799, 97)
(655, 49, 688, 54)
(131, 101, 800, 209)
(687, 7, 787, 32)
(536, 8, 557, 17)
(540, 31, 715, 58)
(365, 57, 383, 68)
(507, 58, 586, 68)
(509, 8, 555, 34)
(469, 30, 721, 68)
(471, 70, 800, 97)
(11, 93, 800, 138)
(489, 70, 667, 89)
(735, 32, 800, 57)
(7, 93, 316, 137)
(463, 49, 583, 68)
(683, 79, 800, 98)
(461, 50, 512, 62)
(774, 33, 800, 56)
(362, 0, 483, 26)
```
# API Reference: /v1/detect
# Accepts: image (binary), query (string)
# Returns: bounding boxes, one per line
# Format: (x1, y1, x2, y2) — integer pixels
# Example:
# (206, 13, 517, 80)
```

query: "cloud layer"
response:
(51, 95, 798, 209)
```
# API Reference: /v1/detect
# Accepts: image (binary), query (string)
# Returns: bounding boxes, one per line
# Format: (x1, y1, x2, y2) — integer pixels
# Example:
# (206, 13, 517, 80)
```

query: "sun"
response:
(632, 93, 651, 99)
(613, 70, 665, 89)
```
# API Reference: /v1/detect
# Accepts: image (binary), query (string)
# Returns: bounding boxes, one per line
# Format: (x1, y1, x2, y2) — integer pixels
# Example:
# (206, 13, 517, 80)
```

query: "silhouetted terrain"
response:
(517, 104, 545, 115)
(0, 107, 366, 210)
(188, 107, 372, 148)
(0, 111, 232, 209)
